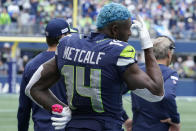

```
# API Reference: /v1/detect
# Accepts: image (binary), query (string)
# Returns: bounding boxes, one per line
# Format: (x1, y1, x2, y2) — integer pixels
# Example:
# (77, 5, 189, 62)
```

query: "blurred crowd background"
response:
(0, 0, 196, 79)
(0, 0, 196, 39)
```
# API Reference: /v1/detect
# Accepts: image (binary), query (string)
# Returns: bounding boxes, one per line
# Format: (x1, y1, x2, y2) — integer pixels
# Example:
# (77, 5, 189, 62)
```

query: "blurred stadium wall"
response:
(0, 37, 196, 96)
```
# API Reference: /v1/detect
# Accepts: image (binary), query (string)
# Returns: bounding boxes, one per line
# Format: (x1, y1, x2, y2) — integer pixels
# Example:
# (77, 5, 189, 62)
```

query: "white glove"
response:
(131, 15, 153, 49)
(51, 106, 71, 130)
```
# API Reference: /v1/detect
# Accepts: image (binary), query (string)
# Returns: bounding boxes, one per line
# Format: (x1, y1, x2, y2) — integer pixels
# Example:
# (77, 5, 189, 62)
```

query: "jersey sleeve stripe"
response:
(132, 88, 164, 102)
(116, 58, 135, 66)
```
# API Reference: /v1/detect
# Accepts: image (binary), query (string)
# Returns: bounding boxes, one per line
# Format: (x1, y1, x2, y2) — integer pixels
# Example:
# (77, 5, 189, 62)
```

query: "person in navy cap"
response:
(17, 18, 78, 131)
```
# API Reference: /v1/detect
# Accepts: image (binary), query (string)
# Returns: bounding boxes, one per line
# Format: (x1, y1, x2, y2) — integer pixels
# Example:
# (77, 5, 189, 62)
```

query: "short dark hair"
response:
(46, 36, 62, 47)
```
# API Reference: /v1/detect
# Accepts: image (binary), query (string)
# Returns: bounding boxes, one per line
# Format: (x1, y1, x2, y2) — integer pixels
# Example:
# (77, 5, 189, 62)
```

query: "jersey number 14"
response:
(61, 65, 104, 113)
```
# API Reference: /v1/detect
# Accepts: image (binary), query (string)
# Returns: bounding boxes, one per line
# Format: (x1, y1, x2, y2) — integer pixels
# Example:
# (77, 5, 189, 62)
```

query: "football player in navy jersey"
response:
(25, 3, 164, 131)
(130, 36, 180, 131)
(17, 18, 77, 131)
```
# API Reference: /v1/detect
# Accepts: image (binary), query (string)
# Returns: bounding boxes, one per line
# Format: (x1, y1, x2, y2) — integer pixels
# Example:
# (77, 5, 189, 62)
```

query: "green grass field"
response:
(0, 94, 196, 131)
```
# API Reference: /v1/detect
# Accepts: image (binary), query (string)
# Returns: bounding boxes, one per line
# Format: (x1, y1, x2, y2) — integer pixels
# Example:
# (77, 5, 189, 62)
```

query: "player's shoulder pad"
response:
(109, 40, 136, 59)
(120, 44, 136, 59)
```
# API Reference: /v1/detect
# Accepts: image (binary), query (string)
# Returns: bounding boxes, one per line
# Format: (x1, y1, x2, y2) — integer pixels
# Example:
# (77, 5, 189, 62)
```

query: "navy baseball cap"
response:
(45, 18, 78, 37)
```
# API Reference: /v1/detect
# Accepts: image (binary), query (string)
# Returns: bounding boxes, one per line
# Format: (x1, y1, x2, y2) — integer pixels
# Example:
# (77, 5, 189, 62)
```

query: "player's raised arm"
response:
(123, 15, 164, 97)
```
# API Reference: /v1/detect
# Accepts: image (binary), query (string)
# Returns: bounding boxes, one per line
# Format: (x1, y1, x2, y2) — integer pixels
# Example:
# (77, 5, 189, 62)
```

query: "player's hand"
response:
(124, 118, 132, 131)
(51, 105, 71, 130)
(131, 15, 153, 49)
(161, 118, 180, 131)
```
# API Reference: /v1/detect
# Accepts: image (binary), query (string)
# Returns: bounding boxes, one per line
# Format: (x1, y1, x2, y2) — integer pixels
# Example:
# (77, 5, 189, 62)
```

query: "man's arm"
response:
(17, 72, 32, 131)
(25, 57, 66, 112)
(123, 48, 163, 96)
(161, 75, 180, 131)
(162, 89, 180, 123)
(123, 15, 163, 96)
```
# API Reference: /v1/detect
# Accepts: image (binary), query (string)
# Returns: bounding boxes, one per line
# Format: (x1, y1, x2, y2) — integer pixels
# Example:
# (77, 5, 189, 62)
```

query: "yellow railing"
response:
(0, 36, 46, 58)
(73, 0, 78, 28)
(0, 36, 45, 43)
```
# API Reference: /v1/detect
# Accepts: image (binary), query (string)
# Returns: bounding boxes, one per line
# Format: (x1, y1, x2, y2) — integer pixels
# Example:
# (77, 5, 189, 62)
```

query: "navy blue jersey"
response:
(131, 64, 180, 131)
(56, 32, 137, 128)
(17, 51, 67, 131)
